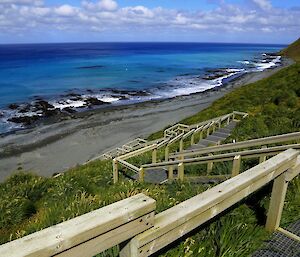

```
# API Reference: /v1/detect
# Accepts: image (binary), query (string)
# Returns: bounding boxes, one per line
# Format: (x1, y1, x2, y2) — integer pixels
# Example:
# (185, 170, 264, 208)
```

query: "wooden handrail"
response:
(119, 144, 158, 160)
(0, 194, 156, 257)
(171, 132, 300, 159)
(120, 149, 300, 257)
(142, 143, 300, 169)
(117, 159, 140, 173)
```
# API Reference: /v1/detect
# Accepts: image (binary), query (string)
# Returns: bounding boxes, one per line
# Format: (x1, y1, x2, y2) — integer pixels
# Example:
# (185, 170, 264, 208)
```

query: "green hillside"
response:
(0, 38, 300, 256)
(280, 37, 300, 61)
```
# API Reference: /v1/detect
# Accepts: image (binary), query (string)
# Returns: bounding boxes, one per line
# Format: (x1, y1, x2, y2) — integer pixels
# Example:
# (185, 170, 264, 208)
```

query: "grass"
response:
(280, 37, 300, 62)
(1, 39, 300, 256)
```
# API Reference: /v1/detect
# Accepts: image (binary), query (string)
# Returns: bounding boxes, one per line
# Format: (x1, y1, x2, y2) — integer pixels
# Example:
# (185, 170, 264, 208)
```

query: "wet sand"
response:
(0, 58, 293, 181)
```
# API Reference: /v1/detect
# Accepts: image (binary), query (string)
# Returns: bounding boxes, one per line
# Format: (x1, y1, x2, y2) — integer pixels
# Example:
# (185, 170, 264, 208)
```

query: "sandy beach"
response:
(0, 58, 293, 181)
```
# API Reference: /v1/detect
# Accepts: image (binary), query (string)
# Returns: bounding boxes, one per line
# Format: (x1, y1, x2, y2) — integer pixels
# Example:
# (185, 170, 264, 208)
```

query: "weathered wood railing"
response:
(0, 194, 155, 257)
(172, 131, 300, 159)
(113, 111, 247, 183)
(120, 149, 300, 256)
(1, 150, 299, 257)
(114, 130, 300, 183)
(141, 143, 300, 181)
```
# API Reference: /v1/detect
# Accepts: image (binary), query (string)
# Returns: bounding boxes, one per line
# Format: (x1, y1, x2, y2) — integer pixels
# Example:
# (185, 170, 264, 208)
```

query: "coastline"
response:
(0, 57, 294, 181)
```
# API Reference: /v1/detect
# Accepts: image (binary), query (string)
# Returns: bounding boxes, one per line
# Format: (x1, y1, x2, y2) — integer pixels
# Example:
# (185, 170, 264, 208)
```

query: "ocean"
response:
(0, 42, 285, 133)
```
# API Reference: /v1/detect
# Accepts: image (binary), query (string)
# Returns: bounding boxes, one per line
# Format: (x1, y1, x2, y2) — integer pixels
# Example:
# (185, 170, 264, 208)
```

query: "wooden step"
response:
(207, 135, 224, 142)
(132, 169, 168, 184)
(213, 132, 230, 138)
(199, 139, 218, 147)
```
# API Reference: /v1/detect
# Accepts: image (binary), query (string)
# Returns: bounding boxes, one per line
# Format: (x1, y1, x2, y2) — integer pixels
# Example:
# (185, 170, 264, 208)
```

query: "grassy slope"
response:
(280, 37, 300, 62)
(1, 39, 300, 256)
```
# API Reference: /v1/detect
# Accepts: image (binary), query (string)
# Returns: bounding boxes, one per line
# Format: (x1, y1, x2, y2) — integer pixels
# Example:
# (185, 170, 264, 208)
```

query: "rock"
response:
(43, 108, 61, 118)
(34, 100, 54, 111)
(8, 103, 19, 110)
(127, 91, 150, 97)
(8, 115, 39, 126)
(18, 104, 31, 113)
(0, 111, 4, 118)
(63, 107, 77, 114)
(84, 97, 106, 106)
(66, 93, 81, 98)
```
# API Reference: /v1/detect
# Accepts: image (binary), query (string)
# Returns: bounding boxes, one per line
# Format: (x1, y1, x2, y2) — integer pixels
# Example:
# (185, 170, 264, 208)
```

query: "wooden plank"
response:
(0, 194, 156, 257)
(231, 155, 241, 177)
(113, 159, 118, 184)
(171, 132, 300, 159)
(152, 148, 157, 164)
(178, 163, 184, 181)
(259, 146, 267, 163)
(168, 166, 174, 180)
(179, 139, 184, 152)
(191, 133, 195, 145)
(119, 144, 157, 160)
(285, 155, 300, 181)
(207, 153, 213, 174)
(57, 212, 155, 257)
(277, 227, 300, 242)
(139, 167, 145, 182)
(118, 159, 140, 173)
(122, 150, 298, 255)
(136, 172, 274, 256)
(143, 143, 300, 170)
(265, 173, 289, 232)
(165, 146, 169, 161)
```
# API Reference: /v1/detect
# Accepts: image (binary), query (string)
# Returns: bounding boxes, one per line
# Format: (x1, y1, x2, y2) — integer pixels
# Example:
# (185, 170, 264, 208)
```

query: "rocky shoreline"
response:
(0, 56, 293, 181)
(0, 53, 282, 133)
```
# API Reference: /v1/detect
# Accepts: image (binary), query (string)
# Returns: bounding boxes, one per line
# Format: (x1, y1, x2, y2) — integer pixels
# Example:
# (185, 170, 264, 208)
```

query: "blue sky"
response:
(0, 0, 299, 44)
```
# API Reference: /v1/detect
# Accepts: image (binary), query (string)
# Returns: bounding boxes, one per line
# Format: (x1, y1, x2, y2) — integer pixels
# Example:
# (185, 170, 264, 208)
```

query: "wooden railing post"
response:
(207, 153, 213, 174)
(178, 163, 184, 181)
(168, 166, 174, 181)
(165, 146, 169, 161)
(231, 155, 241, 177)
(259, 145, 267, 163)
(206, 128, 210, 137)
(179, 139, 184, 152)
(139, 167, 145, 182)
(113, 159, 119, 183)
(191, 133, 195, 145)
(265, 173, 289, 232)
(199, 131, 203, 141)
(227, 116, 230, 124)
(152, 148, 157, 164)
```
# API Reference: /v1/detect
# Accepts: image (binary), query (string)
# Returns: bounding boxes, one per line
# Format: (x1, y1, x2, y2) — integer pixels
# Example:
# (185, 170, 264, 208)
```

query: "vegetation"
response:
(280, 37, 300, 62)
(0, 38, 300, 256)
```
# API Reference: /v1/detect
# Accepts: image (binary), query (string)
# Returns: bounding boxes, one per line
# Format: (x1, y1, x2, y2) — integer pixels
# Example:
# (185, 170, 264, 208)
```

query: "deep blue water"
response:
(0, 42, 285, 133)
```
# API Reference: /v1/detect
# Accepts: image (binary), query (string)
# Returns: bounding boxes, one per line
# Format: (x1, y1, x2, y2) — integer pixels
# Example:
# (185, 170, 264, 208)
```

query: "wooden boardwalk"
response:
(252, 220, 300, 257)
(130, 120, 238, 183)
(191, 120, 237, 148)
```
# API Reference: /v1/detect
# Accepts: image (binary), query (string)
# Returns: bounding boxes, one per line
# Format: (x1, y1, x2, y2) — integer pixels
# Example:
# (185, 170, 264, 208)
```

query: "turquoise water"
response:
(0, 42, 285, 133)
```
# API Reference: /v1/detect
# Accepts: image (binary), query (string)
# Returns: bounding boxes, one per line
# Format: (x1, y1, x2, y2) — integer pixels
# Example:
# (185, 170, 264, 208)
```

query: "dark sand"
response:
(0, 58, 293, 181)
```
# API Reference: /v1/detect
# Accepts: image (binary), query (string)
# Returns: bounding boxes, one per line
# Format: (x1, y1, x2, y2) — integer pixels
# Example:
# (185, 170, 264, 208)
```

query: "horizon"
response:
(0, 0, 299, 44)
(0, 41, 289, 46)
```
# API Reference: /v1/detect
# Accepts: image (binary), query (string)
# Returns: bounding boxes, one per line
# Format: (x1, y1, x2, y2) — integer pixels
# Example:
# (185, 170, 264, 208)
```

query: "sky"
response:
(0, 0, 299, 44)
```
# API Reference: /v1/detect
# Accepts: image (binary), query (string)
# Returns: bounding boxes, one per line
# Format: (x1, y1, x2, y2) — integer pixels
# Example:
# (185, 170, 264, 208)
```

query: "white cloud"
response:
(0, 0, 43, 5)
(0, 0, 299, 41)
(55, 5, 77, 17)
(82, 0, 118, 11)
(251, 0, 272, 10)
